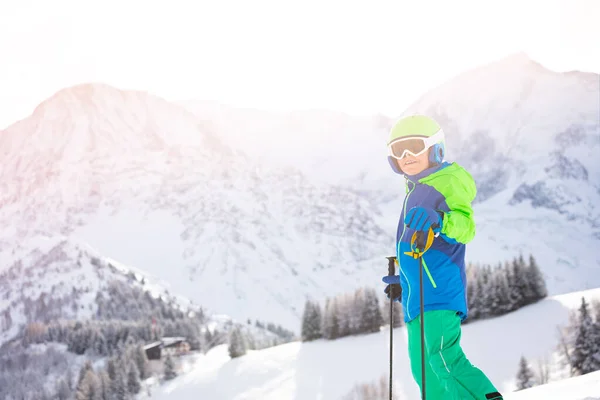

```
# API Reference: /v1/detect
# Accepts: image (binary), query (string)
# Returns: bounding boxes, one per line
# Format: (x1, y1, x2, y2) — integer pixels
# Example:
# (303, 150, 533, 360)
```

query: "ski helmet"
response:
(387, 114, 446, 174)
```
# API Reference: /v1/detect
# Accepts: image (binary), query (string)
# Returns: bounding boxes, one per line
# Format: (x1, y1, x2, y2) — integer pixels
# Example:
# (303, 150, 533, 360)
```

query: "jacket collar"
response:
(405, 161, 451, 183)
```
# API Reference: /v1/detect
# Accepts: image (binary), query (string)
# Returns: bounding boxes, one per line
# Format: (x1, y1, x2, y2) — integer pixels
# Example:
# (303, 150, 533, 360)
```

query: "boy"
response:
(382, 115, 503, 400)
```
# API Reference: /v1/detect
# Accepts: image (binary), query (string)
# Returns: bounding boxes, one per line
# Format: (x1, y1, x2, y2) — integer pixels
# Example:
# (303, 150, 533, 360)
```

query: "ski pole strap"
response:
(403, 227, 435, 259)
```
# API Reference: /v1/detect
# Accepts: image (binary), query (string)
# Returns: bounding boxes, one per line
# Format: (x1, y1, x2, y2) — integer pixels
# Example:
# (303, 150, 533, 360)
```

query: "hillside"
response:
(141, 288, 600, 399)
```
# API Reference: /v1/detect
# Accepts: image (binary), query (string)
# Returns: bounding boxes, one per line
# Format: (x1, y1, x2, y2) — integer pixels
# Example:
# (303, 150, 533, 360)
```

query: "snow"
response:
(506, 371, 600, 400)
(142, 288, 600, 400)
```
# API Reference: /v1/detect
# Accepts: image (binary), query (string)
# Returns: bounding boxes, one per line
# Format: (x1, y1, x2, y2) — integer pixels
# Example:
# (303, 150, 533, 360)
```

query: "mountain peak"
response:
(10, 82, 223, 152)
(0, 82, 231, 210)
(32, 82, 151, 119)
(496, 51, 541, 67)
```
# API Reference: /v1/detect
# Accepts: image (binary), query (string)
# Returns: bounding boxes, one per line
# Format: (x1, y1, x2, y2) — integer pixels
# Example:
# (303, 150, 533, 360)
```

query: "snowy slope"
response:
(141, 288, 600, 400)
(507, 371, 600, 400)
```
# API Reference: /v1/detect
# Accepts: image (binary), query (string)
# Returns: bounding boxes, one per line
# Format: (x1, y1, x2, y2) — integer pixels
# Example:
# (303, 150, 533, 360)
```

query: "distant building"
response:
(143, 337, 189, 360)
(162, 336, 190, 357)
(143, 341, 162, 360)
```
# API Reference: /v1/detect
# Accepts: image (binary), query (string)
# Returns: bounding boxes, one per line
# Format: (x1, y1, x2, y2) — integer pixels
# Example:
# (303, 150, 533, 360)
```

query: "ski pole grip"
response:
(415, 231, 426, 251)
(386, 256, 396, 276)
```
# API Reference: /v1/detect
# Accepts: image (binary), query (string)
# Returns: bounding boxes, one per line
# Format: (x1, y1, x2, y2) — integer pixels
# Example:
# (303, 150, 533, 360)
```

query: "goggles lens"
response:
(389, 137, 428, 159)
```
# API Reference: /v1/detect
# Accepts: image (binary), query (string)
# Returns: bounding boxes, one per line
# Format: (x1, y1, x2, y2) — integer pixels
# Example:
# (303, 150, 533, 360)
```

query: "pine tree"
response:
(478, 265, 493, 318)
(93, 330, 108, 356)
(493, 266, 512, 315)
(301, 300, 322, 341)
(228, 327, 247, 358)
(322, 298, 340, 340)
(519, 254, 535, 303)
(110, 361, 128, 400)
(360, 288, 383, 333)
(164, 353, 177, 380)
(77, 360, 94, 388)
(97, 370, 111, 400)
(571, 296, 600, 375)
(337, 294, 352, 338)
(467, 267, 483, 321)
(56, 379, 71, 400)
(75, 368, 101, 400)
(127, 361, 141, 395)
(352, 288, 367, 334)
(106, 358, 117, 381)
(527, 254, 547, 301)
(486, 267, 502, 316)
(465, 263, 476, 312)
(311, 301, 323, 339)
(499, 262, 515, 312)
(134, 344, 150, 380)
(515, 355, 536, 390)
(507, 258, 525, 309)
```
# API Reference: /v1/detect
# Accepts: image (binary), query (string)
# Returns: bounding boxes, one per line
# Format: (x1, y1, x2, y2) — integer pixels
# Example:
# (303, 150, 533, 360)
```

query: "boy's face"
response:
(398, 150, 430, 176)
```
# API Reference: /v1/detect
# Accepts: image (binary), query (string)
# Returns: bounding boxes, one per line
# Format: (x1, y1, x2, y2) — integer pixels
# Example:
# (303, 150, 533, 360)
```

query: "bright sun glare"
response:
(0, 0, 598, 129)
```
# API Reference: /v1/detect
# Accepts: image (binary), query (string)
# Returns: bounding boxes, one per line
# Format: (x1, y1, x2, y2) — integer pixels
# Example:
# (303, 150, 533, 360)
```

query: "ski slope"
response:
(141, 288, 600, 400)
(506, 371, 600, 400)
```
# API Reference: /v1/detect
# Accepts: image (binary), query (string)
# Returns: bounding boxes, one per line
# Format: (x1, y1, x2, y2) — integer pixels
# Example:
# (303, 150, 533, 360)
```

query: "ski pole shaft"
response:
(386, 256, 396, 400)
(419, 254, 426, 400)
(414, 228, 434, 400)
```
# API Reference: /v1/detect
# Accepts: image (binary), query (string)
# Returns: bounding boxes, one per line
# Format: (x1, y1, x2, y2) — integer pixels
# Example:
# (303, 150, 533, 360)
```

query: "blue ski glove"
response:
(382, 275, 402, 302)
(404, 206, 442, 233)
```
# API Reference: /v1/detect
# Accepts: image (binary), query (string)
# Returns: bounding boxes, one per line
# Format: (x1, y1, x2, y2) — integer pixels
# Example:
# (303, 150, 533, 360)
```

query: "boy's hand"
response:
(404, 206, 442, 233)
(382, 275, 402, 302)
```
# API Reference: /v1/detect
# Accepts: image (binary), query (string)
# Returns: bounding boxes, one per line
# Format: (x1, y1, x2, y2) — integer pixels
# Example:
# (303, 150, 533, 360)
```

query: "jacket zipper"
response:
(398, 178, 415, 320)
(422, 257, 437, 288)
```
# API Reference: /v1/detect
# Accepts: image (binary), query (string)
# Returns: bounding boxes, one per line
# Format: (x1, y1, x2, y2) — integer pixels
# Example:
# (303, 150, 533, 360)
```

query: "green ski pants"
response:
(406, 310, 502, 400)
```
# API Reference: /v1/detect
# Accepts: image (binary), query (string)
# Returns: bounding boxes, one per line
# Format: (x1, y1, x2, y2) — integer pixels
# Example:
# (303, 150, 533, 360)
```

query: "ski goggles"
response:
(387, 129, 445, 160)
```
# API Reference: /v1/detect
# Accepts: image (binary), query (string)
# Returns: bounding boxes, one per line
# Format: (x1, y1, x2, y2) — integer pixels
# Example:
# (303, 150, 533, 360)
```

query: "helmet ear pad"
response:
(428, 142, 445, 165)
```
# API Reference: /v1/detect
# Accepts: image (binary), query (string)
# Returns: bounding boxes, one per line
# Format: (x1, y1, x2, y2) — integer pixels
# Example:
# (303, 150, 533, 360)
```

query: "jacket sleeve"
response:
(437, 172, 477, 244)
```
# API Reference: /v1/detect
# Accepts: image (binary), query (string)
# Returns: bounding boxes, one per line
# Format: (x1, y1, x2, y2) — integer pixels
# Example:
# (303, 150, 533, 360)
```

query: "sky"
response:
(0, 0, 599, 129)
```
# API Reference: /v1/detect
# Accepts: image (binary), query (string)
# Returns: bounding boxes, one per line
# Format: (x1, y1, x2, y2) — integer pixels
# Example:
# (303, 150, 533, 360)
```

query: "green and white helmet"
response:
(387, 114, 446, 174)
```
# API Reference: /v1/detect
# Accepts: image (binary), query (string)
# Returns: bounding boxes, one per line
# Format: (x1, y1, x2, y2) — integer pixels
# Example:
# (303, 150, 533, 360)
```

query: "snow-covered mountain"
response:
(182, 52, 600, 297)
(403, 52, 600, 206)
(183, 53, 600, 208)
(1, 53, 598, 340)
(0, 84, 391, 335)
(401, 53, 600, 294)
(0, 234, 203, 347)
(139, 288, 600, 400)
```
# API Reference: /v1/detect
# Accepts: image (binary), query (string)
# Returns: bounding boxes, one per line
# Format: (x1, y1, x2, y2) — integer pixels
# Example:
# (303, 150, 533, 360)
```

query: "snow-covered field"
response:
(141, 288, 600, 400)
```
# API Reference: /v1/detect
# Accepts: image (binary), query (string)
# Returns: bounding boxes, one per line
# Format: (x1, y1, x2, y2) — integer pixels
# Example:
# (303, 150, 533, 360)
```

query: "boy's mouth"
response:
(403, 160, 418, 166)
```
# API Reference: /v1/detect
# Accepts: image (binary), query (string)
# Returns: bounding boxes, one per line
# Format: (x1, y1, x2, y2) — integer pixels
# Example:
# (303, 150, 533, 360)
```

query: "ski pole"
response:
(385, 256, 397, 400)
(405, 227, 436, 400)
(417, 238, 426, 400)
